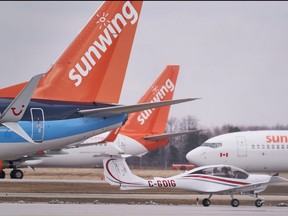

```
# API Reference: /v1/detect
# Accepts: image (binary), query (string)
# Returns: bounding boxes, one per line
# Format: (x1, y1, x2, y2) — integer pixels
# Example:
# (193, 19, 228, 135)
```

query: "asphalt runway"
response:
(0, 178, 288, 216)
(1, 203, 288, 216)
(0, 178, 288, 206)
(1, 192, 288, 202)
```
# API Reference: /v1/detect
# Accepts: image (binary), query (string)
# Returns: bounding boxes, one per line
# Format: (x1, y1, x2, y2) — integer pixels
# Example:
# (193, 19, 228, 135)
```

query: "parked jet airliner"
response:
(3, 65, 199, 178)
(186, 130, 288, 172)
(0, 1, 196, 179)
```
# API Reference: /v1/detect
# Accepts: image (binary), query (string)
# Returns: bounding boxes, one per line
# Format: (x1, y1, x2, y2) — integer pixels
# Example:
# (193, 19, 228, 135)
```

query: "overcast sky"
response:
(0, 1, 288, 129)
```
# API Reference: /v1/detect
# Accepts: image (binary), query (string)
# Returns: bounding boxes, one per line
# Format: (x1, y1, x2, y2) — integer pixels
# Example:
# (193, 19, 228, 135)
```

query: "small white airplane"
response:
(4, 65, 199, 179)
(186, 130, 288, 172)
(103, 157, 288, 207)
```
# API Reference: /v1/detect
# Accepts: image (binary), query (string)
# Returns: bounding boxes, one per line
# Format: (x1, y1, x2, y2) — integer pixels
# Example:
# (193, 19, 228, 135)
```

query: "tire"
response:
(0, 171, 5, 179)
(202, 198, 211, 207)
(255, 199, 263, 207)
(10, 169, 24, 179)
(231, 199, 240, 207)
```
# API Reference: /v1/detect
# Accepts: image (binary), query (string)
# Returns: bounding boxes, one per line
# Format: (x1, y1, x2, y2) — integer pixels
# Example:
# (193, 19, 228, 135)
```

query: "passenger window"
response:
(262, 145, 265, 149)
(252, 145, 255, 149)
(272, 145, 275, 149)
(282, 145, 284, 149)
(257, 145, 260, 149)
(277, 145, 280, 149)
(267, 145, 270, 149)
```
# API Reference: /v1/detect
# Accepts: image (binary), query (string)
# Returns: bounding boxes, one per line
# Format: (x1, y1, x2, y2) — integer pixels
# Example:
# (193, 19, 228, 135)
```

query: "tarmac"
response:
(0, 178, 288, 216)
(1, 203, 288, 216)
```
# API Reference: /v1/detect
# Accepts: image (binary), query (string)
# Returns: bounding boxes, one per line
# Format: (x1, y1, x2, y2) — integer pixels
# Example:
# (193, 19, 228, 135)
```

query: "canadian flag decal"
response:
(220, 152, 229, 157)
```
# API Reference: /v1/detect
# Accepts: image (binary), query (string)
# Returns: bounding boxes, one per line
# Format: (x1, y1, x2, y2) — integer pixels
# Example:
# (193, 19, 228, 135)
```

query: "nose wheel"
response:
(202, 194, 213, 207)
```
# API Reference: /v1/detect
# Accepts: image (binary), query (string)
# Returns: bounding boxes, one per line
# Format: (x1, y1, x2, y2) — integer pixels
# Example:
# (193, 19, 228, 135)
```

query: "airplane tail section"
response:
(0, 1, 143, 104)
(103, 157, 147, 190)
(120, 65, 180, 151)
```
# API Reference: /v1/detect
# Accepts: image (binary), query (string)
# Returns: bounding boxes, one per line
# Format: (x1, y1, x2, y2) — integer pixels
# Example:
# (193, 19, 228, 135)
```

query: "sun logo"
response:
(152, 85, 159, 95)
(96, 12, 110, 29)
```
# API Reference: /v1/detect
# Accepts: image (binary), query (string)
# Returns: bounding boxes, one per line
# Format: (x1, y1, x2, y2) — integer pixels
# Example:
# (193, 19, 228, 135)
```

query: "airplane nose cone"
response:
(186, 147, 206, 166)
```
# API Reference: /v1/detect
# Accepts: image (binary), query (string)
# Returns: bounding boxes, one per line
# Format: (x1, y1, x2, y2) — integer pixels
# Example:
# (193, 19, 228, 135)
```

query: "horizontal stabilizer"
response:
(144, 129, 202, 141)
(0, 74, 43, 123)
(79, 98, 200, 118)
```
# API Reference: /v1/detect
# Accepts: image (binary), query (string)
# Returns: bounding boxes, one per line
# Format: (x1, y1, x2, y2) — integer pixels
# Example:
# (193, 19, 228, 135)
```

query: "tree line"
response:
(127, 115, 288, 168)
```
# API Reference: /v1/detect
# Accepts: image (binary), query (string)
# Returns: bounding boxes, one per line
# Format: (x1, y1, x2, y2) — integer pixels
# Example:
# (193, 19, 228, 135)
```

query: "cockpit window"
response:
(201, 143, 222, 148)
(191, 166, 249, 179)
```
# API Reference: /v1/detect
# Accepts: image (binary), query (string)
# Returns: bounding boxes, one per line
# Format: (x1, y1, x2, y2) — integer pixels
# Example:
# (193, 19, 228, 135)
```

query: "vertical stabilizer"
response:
(120, 65, 179, 151)
(0, 1, 143, 104)
(103, 157, 145, 188)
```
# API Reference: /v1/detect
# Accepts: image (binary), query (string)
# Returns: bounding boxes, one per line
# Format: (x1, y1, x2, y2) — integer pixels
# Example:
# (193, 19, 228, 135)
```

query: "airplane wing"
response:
(78, 98, 200, 118)
(144, 129, 202, 141)
(0, 74, 43, 143)
(217, 176, 288, 194)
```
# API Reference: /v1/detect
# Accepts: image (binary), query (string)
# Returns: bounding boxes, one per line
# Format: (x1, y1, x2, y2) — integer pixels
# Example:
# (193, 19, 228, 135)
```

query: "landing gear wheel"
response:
(10, 169, 23, 179)
(0, 171, 5, 179)
(255, 199, 263, 207)
(202, 198, 211, 207)
(231, 199, 240, 207)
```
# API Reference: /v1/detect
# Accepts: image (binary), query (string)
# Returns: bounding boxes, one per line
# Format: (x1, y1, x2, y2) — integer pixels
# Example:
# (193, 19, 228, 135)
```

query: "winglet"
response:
(103, 128, 121, 143)
(0, 74, 43, 123)
(0, 74, 43, 143)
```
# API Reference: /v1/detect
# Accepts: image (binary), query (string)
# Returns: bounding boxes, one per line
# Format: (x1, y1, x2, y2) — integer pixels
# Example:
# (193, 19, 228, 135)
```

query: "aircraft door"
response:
(236, 136, 247, 157)
(30, 108, 45, 142)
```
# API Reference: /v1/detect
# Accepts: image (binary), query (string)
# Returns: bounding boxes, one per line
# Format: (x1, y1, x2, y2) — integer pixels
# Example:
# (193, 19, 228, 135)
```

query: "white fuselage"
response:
(104, 159, 274, 194)
(136, 172, 270, 194)
(186, 130, 288, 172)
(34, 133, 147, 168)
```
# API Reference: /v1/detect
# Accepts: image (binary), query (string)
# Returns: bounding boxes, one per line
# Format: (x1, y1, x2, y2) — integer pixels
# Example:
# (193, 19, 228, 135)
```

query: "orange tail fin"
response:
(0, 1, 143, 103)
(120, 65, 179, 151)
